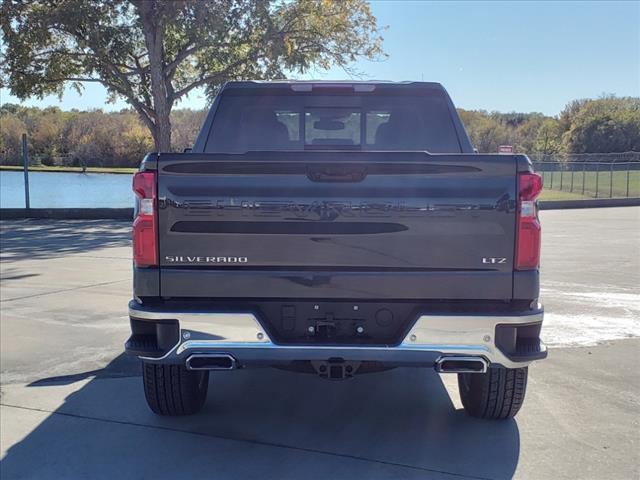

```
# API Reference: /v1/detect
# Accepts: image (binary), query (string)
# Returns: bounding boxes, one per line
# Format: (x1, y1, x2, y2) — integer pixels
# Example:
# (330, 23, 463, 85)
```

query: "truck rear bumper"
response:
(126, 300, 546, 370)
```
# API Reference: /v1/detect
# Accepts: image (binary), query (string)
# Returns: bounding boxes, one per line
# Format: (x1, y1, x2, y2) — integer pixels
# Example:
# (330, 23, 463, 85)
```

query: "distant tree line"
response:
(458, 95, 640, 156)
(1, 95, 638, 168)
(0, 104, 205, 167)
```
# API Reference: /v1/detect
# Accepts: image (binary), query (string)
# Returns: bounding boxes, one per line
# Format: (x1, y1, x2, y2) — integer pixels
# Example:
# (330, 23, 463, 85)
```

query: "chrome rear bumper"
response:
(127, 301, 546, 369)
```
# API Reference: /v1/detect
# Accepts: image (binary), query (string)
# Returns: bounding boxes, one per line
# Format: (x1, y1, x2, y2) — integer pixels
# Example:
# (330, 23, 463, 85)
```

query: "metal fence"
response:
(528, 152, 640, 163)
(531, 153, 640, 199)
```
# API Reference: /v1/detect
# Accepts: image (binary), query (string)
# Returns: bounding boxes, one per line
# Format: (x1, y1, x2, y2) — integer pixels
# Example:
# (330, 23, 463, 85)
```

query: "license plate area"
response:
(257, 301, 419, 346)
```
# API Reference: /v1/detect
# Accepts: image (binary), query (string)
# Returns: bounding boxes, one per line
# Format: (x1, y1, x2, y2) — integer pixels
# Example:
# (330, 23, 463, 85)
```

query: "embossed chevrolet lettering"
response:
(179, 199, 482, 219)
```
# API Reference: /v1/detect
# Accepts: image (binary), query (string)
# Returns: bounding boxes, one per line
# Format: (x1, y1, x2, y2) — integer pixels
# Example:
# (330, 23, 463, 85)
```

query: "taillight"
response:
(132, 171, 157, 267)
(516, 172, 543, 270)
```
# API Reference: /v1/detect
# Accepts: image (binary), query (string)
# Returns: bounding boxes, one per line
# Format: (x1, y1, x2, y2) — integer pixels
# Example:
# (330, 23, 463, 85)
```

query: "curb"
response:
(0, 208, 133, 220)
(1, 199, 639, 220)
(539, 198, 640, 209)
(0, 166, 136, 175)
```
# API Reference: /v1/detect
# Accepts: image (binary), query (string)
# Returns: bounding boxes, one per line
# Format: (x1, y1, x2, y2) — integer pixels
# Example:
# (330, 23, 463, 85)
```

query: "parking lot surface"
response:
(1, 207, 639, 479)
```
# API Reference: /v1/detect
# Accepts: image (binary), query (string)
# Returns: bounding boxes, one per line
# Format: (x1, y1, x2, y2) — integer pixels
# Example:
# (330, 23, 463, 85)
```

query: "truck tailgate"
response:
(156, 152, 517, 299)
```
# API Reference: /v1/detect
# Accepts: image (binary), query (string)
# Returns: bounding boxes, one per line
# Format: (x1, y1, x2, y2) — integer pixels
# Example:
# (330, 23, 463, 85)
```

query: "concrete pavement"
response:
(0, 220, 134, 384)
(1, 208, 639, 479)
(539, 207, 640, 346)
(1, 340, 639, 479)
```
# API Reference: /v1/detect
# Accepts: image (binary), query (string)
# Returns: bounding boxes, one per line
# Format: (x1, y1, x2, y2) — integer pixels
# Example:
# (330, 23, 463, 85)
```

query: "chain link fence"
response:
(531, 153, 640, 199)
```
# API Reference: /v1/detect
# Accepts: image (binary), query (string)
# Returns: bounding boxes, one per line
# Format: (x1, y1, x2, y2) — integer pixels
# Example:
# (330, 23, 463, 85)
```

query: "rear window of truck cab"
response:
(204, 90, 462, 153)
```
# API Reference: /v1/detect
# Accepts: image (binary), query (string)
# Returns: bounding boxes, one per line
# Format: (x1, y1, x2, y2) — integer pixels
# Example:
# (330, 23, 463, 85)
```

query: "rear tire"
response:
(142, 362, 209, 416)
(458, 367, 528, 420)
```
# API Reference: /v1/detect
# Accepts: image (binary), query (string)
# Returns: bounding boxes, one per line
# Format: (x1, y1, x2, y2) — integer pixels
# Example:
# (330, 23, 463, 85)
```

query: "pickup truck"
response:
(125, 80, 546, 420)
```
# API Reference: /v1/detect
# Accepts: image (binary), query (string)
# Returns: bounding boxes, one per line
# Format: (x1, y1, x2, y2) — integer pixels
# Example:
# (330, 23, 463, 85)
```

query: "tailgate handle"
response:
(307, 167, 367, 182)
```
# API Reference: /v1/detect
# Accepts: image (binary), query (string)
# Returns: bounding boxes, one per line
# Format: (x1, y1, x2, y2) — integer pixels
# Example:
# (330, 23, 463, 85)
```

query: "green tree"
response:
(0, 114, 27, 165)
(30, 108, 67, 165)
(512, 114, 543, 153)
(170, 108, 207, 152)
(458, 109, 512, 153)
(561, 96, 640, 153)
(1, 0, 385, 151)
(533, 118, 562, 155)
(558, 98, 589, 133)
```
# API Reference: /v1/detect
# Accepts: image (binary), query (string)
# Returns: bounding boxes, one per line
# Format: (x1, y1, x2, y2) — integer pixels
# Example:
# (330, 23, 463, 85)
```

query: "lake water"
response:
(0, 171, 134, 208)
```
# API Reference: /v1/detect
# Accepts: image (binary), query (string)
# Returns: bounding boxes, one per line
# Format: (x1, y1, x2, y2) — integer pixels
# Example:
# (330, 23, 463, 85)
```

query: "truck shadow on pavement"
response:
(2, 354, 520, 480)
(0, 219, 130, 262)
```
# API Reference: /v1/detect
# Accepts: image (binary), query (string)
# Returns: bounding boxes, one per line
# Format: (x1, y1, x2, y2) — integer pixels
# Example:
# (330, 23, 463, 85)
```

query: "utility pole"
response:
(21, 133, 30, 209)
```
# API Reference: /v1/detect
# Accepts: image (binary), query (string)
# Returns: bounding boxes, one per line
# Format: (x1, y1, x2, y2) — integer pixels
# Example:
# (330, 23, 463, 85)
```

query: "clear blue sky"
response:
(1, 0, 638, 116)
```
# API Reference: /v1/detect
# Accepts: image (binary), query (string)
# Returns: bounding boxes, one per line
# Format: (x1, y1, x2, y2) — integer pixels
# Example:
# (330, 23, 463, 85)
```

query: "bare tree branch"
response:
(172, 56, 254, 100)
(164, 44, 197, 79)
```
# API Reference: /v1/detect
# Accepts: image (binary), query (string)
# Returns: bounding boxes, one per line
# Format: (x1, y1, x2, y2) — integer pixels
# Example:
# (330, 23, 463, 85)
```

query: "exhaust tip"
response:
(435, 356, 488, 374)
(186, 354, 236, 371)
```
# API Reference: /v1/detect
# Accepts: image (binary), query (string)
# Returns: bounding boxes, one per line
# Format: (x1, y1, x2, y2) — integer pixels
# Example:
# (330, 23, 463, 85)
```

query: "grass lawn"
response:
(0, 165, 136, 174)
(540, 170, 640, 198)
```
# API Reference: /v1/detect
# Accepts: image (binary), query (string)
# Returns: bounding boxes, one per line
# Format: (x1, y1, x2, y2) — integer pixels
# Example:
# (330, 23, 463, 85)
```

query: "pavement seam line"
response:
(0, 402, 491, 480)
(1, 278, 130, 302)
